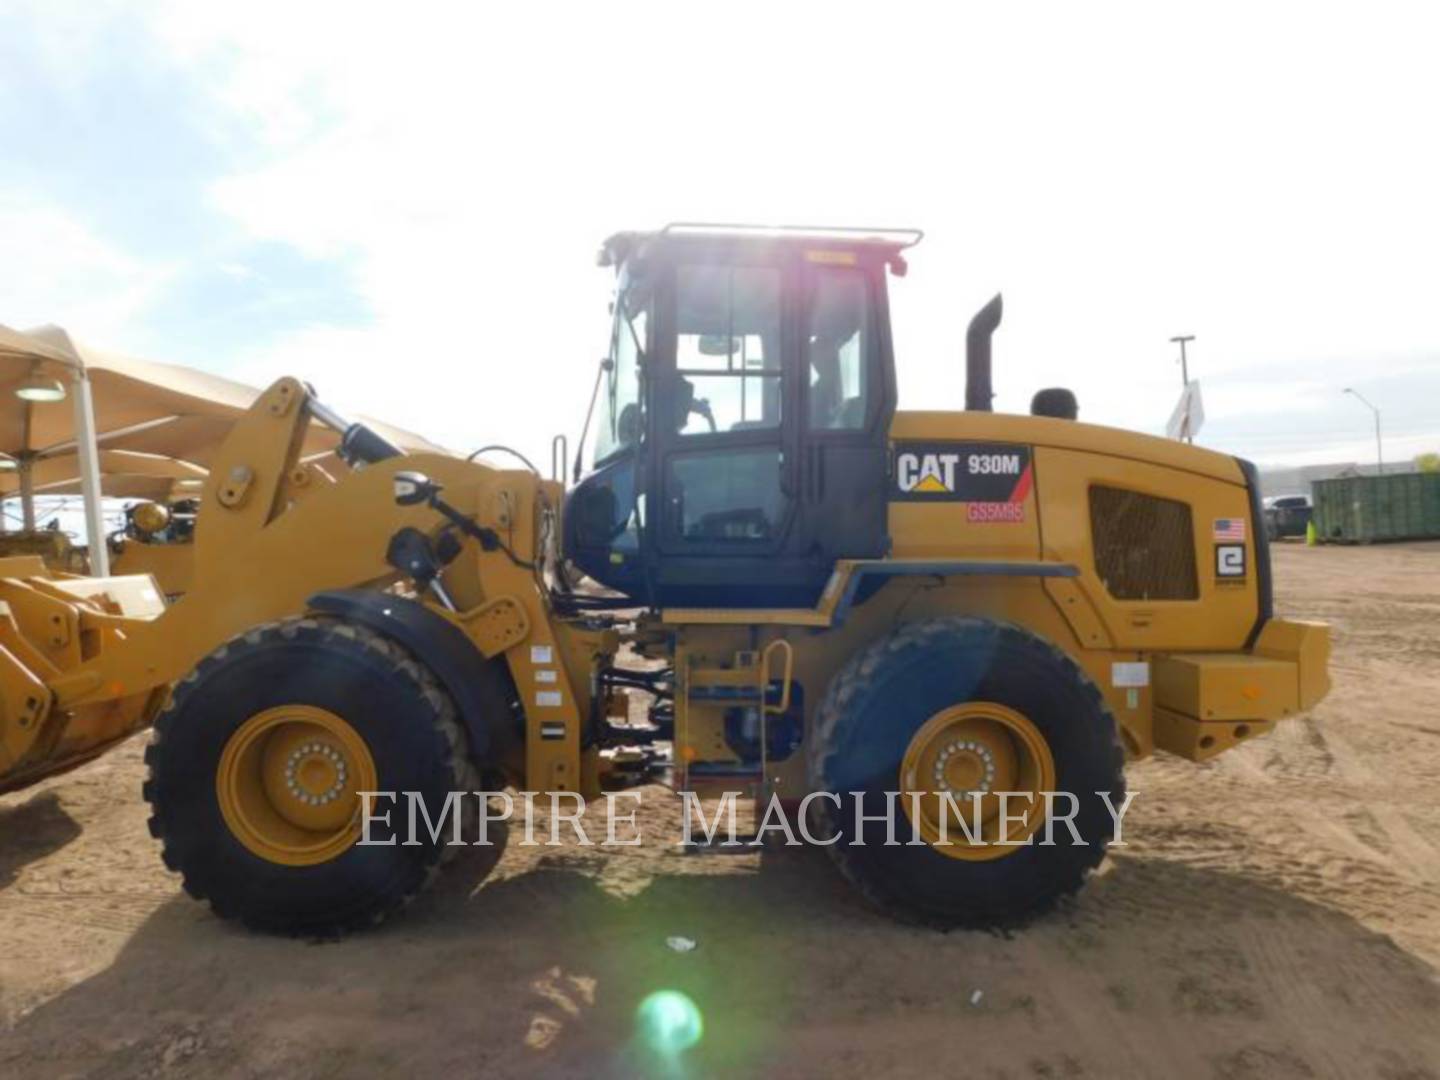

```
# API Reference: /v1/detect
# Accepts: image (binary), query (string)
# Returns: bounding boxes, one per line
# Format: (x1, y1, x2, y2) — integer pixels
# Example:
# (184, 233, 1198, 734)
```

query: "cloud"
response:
(0, 191, 172, 341)
(8, 1, 1439, 469)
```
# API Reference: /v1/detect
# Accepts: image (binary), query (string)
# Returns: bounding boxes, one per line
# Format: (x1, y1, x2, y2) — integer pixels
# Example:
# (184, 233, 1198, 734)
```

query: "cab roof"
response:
(599, 223, 924, 269)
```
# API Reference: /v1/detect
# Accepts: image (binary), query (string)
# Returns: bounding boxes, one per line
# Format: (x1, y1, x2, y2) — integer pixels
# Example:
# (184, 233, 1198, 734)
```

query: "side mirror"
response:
(394, 470, 441, 507)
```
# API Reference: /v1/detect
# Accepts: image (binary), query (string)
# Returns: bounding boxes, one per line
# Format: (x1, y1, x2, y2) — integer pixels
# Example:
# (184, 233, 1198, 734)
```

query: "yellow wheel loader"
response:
(9, 225, 1330, 933)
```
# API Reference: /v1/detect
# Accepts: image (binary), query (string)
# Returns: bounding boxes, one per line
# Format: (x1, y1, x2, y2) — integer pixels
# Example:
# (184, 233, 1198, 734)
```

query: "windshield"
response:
(591, 268, 649, 465)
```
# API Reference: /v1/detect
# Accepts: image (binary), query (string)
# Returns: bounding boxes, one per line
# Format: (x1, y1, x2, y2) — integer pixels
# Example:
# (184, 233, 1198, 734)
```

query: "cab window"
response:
(674, 265, 782, 435)
(807, 269, 870, 430)
(669, 448, 784, 541)
(592, 273, 649, 464)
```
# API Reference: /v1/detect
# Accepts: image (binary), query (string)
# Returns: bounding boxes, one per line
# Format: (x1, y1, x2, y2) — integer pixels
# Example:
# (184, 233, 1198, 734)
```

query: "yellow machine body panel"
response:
(1154, 652, 1302, 721)
(0, 530, 88, 574)
(890, 410, 1242, 482)
(110, 540, 195, 598)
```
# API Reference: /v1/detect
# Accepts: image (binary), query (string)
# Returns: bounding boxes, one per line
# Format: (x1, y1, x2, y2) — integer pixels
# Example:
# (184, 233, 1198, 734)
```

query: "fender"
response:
(307, 589, 499, 758)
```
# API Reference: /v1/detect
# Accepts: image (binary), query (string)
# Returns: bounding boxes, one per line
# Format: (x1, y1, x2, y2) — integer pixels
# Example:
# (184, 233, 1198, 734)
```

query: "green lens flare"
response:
(636, 990, 703, 1055)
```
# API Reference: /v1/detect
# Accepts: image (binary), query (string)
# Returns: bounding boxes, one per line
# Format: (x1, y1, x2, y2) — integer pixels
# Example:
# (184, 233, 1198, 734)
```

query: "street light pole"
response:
(1170, 335, 1195, 386)
(1343, 388, 1384, 476)
(1170, 335, 1196, 443)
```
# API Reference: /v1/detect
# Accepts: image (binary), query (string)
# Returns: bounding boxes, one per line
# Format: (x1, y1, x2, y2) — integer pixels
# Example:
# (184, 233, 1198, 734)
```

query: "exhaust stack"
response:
(965, 293, 1003, 412)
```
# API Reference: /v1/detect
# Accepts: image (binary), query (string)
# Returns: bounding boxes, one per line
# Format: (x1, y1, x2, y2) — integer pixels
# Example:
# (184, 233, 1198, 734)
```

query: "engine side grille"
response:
(1089, 486, 1199, 600)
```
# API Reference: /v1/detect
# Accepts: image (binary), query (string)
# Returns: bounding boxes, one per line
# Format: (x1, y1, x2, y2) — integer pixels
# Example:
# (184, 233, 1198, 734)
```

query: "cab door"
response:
(797, 259, 894, 561)
(656, 259, 795, 557)
(647, 252, 894, 606)
(651, 257, 809, 603)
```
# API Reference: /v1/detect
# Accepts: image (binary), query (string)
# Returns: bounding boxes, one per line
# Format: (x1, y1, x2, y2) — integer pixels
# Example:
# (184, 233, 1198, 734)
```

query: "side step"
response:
(681, 835, 766, 856)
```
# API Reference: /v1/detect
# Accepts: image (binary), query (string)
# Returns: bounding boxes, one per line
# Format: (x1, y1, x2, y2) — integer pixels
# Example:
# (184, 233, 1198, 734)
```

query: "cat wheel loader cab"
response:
(564, 225, 910, 607)
(13, 224, 1330, 935)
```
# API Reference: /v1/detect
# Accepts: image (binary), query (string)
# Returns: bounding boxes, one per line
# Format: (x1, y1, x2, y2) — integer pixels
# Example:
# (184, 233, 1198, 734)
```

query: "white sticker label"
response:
(530, 644, 554, 664)
(535, 690, 563, 707)
(1216, 544, 1247, 577)
(1112, 662, 1150, 688)
(535, 669, 558, 684)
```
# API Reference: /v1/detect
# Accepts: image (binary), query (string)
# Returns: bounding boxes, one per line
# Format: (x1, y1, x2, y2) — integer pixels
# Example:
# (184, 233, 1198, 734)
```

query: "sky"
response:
(1, 0, 1437, 473)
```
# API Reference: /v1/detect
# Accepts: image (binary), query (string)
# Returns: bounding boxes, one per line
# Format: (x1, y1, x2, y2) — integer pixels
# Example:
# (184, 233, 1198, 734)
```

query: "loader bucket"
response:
(0, 556, 168, 794)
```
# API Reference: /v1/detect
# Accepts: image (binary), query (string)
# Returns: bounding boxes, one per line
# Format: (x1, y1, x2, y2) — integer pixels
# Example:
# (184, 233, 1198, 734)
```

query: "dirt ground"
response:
(1, 542, 1438, 1079)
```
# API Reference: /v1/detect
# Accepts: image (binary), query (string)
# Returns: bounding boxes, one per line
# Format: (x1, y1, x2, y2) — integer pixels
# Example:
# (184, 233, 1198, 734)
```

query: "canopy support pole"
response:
(71, 367, 109, 576)
(18, 459, 36, 531)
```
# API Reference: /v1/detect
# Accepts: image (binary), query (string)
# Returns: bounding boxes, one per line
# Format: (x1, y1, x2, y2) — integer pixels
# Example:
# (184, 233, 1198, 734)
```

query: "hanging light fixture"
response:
(14, 365, 67, 402)
(0, 456, 17, 471)
(14, 364, 67, 406)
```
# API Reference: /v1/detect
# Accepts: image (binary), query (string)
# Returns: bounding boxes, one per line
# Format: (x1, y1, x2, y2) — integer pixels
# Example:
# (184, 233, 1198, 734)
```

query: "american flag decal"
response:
(1213, 518, 1246, 541)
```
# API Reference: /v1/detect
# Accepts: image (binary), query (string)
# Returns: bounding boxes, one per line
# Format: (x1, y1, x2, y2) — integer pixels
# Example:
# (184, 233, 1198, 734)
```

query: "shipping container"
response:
(1312, 472, 1440, 543)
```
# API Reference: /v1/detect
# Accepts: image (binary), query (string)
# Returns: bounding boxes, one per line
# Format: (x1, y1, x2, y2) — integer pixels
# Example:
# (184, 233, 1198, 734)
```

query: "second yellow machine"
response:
(62, 225, 1328, 933)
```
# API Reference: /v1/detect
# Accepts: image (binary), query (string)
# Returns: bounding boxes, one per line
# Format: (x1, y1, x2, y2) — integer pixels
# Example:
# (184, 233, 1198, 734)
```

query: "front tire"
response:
(808, 617, 1125, 928)
(144, 616, 474, 935)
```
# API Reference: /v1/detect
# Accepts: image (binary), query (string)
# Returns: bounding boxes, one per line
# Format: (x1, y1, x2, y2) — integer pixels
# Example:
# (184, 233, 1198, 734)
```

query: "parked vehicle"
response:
(1264, 494, 1312, 539)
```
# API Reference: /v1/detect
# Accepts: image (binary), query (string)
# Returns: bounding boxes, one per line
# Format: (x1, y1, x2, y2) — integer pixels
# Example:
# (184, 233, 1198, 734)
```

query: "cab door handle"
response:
(779, 448, 798, 497)
(803, 444, 824, 501)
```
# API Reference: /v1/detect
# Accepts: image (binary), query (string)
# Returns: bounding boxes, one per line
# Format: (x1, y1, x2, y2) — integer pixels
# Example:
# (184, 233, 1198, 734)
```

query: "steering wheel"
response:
(675, 377, 718, 433)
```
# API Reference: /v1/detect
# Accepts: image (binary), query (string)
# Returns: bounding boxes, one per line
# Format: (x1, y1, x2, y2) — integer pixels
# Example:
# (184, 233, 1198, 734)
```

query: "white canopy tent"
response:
(0, 324, 110, 572)
(0, 323, 448, 577)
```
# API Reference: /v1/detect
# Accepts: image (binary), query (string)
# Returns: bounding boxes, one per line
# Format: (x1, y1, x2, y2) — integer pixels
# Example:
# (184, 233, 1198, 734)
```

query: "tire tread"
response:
(807, 615, 1125, 929)
(143, 615, 469, 935)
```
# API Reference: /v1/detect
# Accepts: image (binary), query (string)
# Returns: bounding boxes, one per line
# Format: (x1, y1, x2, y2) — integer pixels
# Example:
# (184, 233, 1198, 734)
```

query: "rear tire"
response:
(144, 616, 478, 935)
(808, 616, 1124, 928)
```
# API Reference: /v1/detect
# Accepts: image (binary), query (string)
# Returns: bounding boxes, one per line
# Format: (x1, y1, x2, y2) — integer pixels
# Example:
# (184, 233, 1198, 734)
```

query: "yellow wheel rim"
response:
(899, 701, 1056, 862)
(216, 705, 378, 867)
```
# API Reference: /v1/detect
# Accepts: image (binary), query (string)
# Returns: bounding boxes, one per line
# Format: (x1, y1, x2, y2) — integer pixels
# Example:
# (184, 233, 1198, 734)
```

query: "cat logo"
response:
(893, 442, 1033, 506)
(896, 452, 962, 493)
